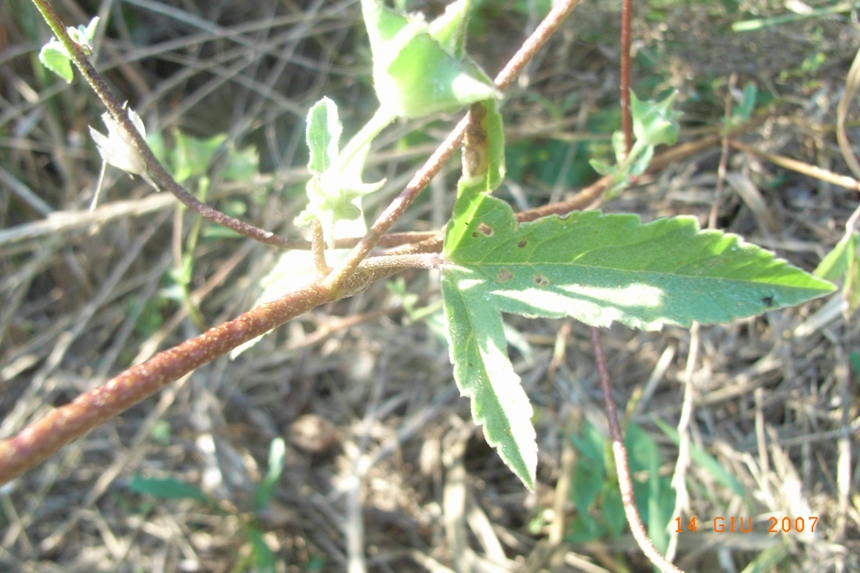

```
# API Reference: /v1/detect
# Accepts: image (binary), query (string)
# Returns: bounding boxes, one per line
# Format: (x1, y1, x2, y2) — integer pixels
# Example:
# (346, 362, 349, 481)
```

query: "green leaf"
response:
(738, 543, 790, 573)
(815, 233, 854, 281)
(254, 438, 286, 512)
(736, 83, 758, 121)
(589, 157, 613, 176)
(624, 424, 673, 553)
(565, 513, 604, 543)
(248, 526, 276, 573)
(601, 485, 626, 539)
(447, 99, 506, 250)
(428, 0, 470, 58)
(569, 422, 608, 468)
(443, 196, 835, 330)
(442, 99, 540, 488)
(221, 143, 259, 181)
(172, 132, 227, 182)
(570, 456, 604, 513)
(361, 0, 496, 118)
(630, 90, 681, 148)
(38, 17, 100, 83)
(624, 423, 659, 474)
(442, 89, 830, 490)
(441, 272, 537, 489)
(851, 351, 860, 376)
(128, 476, 210, 502)
(38, 44, 74, 83)
(306, 97, 341, 176)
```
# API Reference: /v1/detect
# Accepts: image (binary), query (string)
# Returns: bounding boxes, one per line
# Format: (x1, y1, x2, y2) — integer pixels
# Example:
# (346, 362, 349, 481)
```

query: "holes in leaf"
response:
(761, 295, 774, 307)
(533, 274, 550, 287)
(478, 222, 493, 236)
(517, 240, 527, 249)
(497, 268, 513, 283)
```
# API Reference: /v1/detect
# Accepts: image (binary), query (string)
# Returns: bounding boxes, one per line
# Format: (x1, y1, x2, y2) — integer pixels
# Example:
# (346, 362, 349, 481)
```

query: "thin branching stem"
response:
(30, 0, 309, 250)
(620, 0, 633, 152)
(590, 328, 684, 573)
(322, 0, 583, 292)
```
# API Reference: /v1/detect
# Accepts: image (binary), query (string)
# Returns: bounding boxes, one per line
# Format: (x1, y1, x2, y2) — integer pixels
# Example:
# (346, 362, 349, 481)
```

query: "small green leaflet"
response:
(296, 97, 383, 235)
(39, 17, 100, 83)
(254, 437, 286, 512)
(441, 101, 835, 489)
(306, 97, 341, 176)
(815, 231, 860, 312)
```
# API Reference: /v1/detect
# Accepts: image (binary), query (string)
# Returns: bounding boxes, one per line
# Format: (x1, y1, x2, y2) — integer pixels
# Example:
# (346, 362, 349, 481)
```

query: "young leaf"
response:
(815, 232, 860, 312)
(39, 44, 74, 83)
(248, 526, 276, 573)
(38, 17, 100, 83)
(254, 437, 286, 512)
(172, 132, 228, 182)
(654, 418, 749, 506)
(220, 143, 260, 182)
(296, 98, 383, 236)
(306, 97, 341, 176)
(428, 0, 470, 58)
(361, 0, 496, 118)
(444, 196, 835, 330)
(631, 90, 681, 148)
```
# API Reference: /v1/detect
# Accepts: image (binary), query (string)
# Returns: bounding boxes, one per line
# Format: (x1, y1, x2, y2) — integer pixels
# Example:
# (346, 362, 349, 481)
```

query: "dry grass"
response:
(1, 0, 859, 571)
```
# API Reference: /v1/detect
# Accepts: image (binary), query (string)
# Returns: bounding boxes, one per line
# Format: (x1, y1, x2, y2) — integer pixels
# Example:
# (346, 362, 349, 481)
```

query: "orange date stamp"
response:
(674, 516, 819, 534)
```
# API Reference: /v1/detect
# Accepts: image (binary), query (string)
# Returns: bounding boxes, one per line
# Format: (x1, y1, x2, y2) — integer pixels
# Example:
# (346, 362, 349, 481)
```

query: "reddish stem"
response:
(620, 0, 633, 152)
(590, 328, 683, 573)
(0, 282, 333, 484)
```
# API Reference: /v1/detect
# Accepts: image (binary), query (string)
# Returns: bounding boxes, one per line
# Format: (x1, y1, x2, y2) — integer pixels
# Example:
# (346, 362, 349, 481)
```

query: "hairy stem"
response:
(0, 281, 333, 485)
